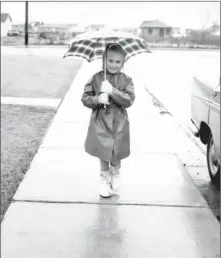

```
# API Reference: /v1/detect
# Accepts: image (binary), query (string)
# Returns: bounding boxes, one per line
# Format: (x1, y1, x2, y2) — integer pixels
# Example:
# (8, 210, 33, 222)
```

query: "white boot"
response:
(111, 165, 121, 192)
(100, 169, 112, 198)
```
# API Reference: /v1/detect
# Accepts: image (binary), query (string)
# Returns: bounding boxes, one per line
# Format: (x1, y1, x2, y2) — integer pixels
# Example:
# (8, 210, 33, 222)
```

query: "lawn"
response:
(1, 54, 82, 98)
(1, 105, 56, 221)
(1, 52, 82, 221)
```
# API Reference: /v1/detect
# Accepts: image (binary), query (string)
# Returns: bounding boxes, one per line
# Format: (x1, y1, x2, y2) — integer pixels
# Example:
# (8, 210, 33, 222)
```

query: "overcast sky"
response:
(1, 1, 220, 29)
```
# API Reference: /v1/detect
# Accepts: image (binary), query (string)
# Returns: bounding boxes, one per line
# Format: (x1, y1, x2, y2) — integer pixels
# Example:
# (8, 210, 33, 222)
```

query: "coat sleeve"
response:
(110, 76, 135, 108)
(81, 76, 99, 109)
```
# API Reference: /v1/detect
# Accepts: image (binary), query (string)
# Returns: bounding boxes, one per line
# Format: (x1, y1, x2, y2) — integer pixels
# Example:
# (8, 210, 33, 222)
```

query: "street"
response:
(125, 49, 220, 126)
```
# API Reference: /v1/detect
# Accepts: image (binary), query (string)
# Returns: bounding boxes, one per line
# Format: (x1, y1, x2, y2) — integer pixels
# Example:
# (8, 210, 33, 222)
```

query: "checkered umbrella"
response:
(63, 31, 151, 62)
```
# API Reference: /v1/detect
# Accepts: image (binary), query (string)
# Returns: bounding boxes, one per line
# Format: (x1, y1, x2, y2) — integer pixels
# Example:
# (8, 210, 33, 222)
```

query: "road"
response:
(125, 49, 220, 126)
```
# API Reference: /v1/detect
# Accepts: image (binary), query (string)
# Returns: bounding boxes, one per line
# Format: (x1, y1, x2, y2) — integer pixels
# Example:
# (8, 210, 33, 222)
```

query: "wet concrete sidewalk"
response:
(1, 63, 220, 257)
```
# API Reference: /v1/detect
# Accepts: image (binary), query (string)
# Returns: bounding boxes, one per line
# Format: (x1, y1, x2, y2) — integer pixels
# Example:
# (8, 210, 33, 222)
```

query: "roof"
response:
(140, 20, 172, 28)
(69, 26, 86, 33)
(1, 13, 12, 23)
(39, 24, 68, 28)
(87, 24, 105, 29)
(12, 24, 24, 29)
(67, 23, 78, 27)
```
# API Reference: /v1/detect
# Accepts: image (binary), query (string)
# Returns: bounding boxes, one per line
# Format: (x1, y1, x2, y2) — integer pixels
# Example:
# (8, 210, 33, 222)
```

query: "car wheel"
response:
(207, 134, 220, 189)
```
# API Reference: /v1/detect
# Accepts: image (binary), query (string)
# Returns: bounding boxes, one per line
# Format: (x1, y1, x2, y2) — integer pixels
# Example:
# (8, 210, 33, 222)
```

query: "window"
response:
(148, 28, 153, 35)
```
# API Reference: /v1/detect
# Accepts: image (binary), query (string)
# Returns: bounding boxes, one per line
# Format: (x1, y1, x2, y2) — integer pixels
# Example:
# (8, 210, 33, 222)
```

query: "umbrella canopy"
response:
(63, 31, 151, 62)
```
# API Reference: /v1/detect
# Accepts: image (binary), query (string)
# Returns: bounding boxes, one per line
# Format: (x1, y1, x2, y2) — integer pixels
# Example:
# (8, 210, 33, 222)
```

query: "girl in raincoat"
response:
(81, 43, 135, 197)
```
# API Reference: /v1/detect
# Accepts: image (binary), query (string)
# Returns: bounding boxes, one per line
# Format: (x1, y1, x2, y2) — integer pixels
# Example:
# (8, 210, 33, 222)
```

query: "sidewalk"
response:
(1, 62, 220, 257)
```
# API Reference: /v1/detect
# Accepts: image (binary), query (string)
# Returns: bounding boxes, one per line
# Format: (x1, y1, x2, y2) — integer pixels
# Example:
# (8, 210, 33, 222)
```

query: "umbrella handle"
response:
(104, 55, 107, 81)
(104, 45, 106, 109)
(104, 49, 107, 80)
(103, 42, 108, 110)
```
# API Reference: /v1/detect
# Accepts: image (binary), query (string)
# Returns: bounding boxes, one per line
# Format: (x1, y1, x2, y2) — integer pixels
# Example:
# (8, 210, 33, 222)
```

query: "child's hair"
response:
(105, 43, 126, 57)
(102, 43, 126, 70)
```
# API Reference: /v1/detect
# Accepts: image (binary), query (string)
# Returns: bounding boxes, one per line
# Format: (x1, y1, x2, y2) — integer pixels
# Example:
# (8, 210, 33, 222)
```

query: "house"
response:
(172, 27, 181, 34)
(208, 23, 220, 36)
(37, 24, 70, 33)
(172, 27, 188, 38)
(186, 24, 220, 37)
(36, 24, 71, 41)
(140, 20, 172, 39)
(29, 21, 44, 32)
(113, 27, 138, 35)
(12, 24, 25, 33)
(37, 23, 85, 42)
(86, 24, 105, 32)
(67, 24, 85, 37)
(1, 13, 12, 36)
(37, 23, 85, 35)
(12, 22, 43, 33)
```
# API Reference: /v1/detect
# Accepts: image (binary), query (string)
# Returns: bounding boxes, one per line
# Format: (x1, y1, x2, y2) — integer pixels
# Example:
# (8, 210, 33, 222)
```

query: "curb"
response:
(144, 86, 206, 156)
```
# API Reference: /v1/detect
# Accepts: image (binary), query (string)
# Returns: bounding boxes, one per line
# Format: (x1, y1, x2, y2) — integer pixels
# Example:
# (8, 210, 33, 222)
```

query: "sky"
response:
(1, 1, 220, 29)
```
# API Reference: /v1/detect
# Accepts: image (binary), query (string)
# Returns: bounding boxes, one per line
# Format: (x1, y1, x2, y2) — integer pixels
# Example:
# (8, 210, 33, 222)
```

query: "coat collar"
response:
(104, 69, 122, 77)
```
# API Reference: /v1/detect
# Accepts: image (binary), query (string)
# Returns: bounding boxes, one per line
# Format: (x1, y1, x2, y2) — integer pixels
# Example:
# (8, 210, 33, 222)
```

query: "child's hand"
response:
(101, 80, 113, 95)
(98, 93, 109, 105)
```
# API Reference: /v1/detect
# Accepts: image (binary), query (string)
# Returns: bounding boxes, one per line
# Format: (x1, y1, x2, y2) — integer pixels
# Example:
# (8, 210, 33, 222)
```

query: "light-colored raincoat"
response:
(81, 70, 135, 162)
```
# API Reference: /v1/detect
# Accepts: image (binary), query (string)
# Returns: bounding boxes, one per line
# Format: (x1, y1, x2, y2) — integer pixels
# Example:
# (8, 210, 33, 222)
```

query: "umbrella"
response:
(63, 31, 151, 64)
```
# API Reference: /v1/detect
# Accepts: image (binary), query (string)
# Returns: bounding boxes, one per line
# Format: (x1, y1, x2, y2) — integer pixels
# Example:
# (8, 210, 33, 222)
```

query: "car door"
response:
(209, 83, 220, 163)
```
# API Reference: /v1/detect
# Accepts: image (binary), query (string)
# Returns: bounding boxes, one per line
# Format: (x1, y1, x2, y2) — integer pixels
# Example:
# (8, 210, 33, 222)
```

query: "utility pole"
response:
(25, 1, 29, 46)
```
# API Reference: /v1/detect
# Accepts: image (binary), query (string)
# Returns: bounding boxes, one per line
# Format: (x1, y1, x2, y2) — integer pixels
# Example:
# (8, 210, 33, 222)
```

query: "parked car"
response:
(190, 67, 220, 189)
(7, 30, 20, 36)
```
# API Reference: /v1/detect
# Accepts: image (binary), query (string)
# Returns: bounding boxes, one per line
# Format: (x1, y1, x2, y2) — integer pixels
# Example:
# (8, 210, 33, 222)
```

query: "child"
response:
(81, 43, 135, 197)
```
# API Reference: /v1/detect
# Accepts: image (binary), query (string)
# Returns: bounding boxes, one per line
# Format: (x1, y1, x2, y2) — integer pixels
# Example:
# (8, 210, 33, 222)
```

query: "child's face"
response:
(106, 51, 125, 74)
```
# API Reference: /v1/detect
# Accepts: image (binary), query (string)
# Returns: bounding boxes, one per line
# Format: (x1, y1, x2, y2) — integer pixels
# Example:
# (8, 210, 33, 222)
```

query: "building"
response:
(12, 22, 43, 33)
(86, 24, 105, 32)
(140, 20, 172, 39)
(36, 23, 86, 42)
(12, 24, 25, 32)
(172, 27, 188, 38)
(172, 27, 181, 34)
(1, 13, 12, 36)
(37, 24, 69, 33)
(113, 27, 138, 35)
(208, 23, 220, 36)
(29, 21, 44, 32)
(67, 24, 86, 36)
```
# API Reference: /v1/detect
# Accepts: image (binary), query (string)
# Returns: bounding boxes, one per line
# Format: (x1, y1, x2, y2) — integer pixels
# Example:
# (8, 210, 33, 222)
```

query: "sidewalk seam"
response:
(13, 199, 209, 209)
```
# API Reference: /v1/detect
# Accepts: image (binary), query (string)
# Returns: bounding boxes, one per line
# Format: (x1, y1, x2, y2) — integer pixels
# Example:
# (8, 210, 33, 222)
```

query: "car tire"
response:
(207, 134, 220, 189)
